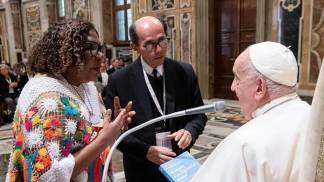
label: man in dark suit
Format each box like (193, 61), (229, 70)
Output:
(104, 16), (207, 182)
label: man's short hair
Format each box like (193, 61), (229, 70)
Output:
(129, 17), (168, 45)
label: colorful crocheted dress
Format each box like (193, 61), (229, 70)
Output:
(6, 75), (112, 182)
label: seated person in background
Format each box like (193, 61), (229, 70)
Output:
(118, 57), (125, 68)
(0, 64), (18, 116)
(95, 62), (109, 94)
(12, 63), (29, 94)
(107, 57), (124, 75)
(124, 57), (133, 67)
(192, 42), (311, 182)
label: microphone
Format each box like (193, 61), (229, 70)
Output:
(185, 101), (225, 115)
(102, 101), (225, 182)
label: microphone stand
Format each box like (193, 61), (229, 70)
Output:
(102, 102), (225, 182)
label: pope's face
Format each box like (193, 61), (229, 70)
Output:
(231, 51), (259, 121)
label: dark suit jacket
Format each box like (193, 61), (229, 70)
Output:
(104, 58), (207, 182)
(0, 73), (18, 99)
(17, 73), (29, 93)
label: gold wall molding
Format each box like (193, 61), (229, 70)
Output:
(280, 0), (301, 12)
(0, 9), (9, 62)
(300, 0), (323, 90)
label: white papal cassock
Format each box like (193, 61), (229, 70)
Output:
(191, 93), (310, 182)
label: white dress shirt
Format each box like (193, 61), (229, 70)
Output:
(141, 56), (164, 77)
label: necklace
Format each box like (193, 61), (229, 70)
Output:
(69, 83), (94, 117)
(54, 73), (95, 118)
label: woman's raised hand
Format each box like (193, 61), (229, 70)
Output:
(99, 104), (135, 143)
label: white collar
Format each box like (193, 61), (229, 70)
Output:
(141, 56), (164, 77)
(251, 93), (299, 118)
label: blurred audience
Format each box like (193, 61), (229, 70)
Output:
(95, 62), (109, 94)
(107, 57), (125, 75)
(0, 63), (30, 126)
(12, 63), (29, 94)
(0, 64), (19, 120)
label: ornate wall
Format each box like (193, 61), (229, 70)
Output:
(65, 0), (104, 42)
(23, 2), (42, 51)
(20, 0), (103, 59)
(0, 8), (9, 63)
(133, 0), (196, 68)
(278, 0), (302, 61)
(46, 0), (57, 26)
(101, 0), (113, 44)
(300, 0), (324, 92)
(65, 0), (92, 20)
(263, 0), (324, 94)
(10, 1), (23, 50)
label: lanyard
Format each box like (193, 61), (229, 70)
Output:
(6, 76), (14, 93)
(143, 69), (166, 122)
(5, 76), (11, 84)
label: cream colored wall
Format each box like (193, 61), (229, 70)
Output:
(195, 0), (214, 98)
(4, 0), (17, 64)
(101, 0), (113, 44)
(299, 0), (324, 92)
(0, 8), (9, 63)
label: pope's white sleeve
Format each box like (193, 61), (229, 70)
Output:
(191, 137), (251, 182)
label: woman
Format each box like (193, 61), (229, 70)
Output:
(6, 19), (135, 181)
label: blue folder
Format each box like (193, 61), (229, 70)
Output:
(159, 151), (201, 182)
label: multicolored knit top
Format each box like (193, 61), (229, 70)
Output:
(6, 75), (112, 182)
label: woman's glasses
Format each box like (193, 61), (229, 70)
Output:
(85, 41), (106, 57)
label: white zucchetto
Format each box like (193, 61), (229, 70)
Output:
(249, 41), (298, 86)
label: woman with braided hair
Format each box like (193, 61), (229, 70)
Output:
(6, 19), (135, 182)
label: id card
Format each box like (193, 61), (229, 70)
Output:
(9, 87), (14, 94)
(155, 131), (172, 149)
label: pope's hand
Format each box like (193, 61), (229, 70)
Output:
(146, 146), (176, 165)
(168, 129), (192, 149)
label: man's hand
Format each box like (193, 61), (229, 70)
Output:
(146, 146), (176, 165)
(168, 129), (192, 149)
(9, 82), (18, 88)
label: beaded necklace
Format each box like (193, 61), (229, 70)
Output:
(69, 83), (94, 117)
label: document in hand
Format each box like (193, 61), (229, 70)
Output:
(159, 151), (201, 182)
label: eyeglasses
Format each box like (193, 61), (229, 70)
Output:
(85, 41), (105, 57)
(142, 37), (168, 51)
